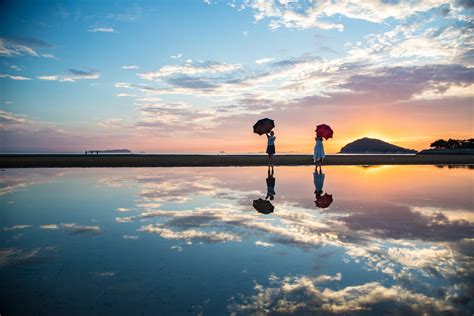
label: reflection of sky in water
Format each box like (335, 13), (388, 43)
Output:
(1, 166), (473, 315)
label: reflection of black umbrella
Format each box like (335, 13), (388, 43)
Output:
(253, 118), (275, 135)
(253, 198), (274, 214)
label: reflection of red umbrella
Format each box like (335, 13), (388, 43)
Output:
(315, 194), (333, 208)
(253, 118), (275, 135)
(315, 124), (333, 140)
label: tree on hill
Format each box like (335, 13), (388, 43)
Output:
(430, 138), (474, 149)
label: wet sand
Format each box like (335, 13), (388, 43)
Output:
(1, 154), (473, 168)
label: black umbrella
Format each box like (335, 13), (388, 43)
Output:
(253, 198), (274, 214)
(253, 118), (275, 135)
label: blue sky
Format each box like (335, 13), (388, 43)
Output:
(1, 0), (473, 153)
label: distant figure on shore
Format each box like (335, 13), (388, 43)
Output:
(85, 151), (87, 155)
(314, 133), (325, 171)
(266, 166), (276, 201)
(266, 131), (276, 165)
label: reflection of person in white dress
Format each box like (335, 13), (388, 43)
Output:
(313, 169), (325, 195)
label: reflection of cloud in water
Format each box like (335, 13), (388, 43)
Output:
(116, 207), (133, 212)
(0, 170), (63, 196)
(62, 223), (101, 235)
(0, 247), (55, 267)
(255, 241), (274, 247)
(2, 225), (32, 231)
(333, 203), (474, 242)
(139, 224), (241, 243)
(37, 223), (101, 235)
(96, 166), (472, 312)
(228, 273), (451, 315)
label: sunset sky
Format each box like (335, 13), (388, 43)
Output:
(1, 0), (473, 153)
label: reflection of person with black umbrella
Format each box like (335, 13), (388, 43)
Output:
(314, 168), (333, 209)
(253, 166), (276, 215)
(266, 165), (275, 201)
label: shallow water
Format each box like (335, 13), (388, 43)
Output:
(1, 166), (473, 315)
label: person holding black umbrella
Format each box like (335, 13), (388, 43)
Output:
(253, 118), (276, 166)
(266, 131), (276, 165)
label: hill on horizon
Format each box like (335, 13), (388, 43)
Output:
(340, 137), (417, 154)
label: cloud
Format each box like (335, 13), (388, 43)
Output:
(238, 1), (457, 31)
(255, 240), (274, 247)
(88, 27), (116, 33)
(0, 110), (30, 129)
(340, 64), (474, 101)
(0, 73), (32, 80)
(255, 57), (275, 64)
(122, 65), (140, 70)
(170, 53), (182, 59)
(137, 61), (242, 80)
(37, 68), (100, 82)
(0, 36), (55, 58)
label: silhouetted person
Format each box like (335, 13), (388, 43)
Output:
(85, 150), (87, 155)
(266, 131), (276, 166)
(266, 166), (276, 201)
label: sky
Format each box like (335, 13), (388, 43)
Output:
(0, 0), (473, 153)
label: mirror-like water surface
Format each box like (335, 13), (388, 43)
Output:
(1, 166), (473, 315)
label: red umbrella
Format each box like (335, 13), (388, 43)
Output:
(315, 193), (333, 208)
(315, 124), (333, 140)
(253, 118), (275, 136)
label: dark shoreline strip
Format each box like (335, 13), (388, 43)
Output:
(0, 154), (473, 168)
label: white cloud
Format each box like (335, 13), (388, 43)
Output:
(240, 1), (451, 31)
(137, 61), (242, 80)
(255, 240), (274, 247)
(170, 53), (182, 59)
(37, 69), (100, 82)
(255, 57), (275, 64)
(0, 73), (32, 80)
(0, 37), (55, 58)
(122, 65), (140, 70)
(88, 27), (116, 33)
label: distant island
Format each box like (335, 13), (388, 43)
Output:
(340, 137), (417, 154)
(99, 149), (132, 153)
(418, 138), (474, 155)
